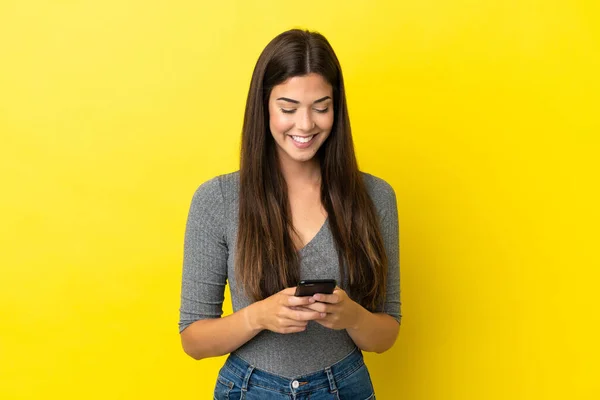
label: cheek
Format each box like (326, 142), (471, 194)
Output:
(317, 113), (334, 132)
(321, 113), (333, 130)
(269, 112), (294, 134)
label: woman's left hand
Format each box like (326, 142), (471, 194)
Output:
(295, 287), (363, 330)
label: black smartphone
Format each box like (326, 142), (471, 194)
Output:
(294, 279), (337, 297)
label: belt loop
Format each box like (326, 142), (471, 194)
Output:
(241, 365), (255, 393)
(325, 366), (338, 393)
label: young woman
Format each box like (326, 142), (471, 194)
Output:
(179, 29), (401, 400)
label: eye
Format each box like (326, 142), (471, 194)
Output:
(280, 107), (329, 114)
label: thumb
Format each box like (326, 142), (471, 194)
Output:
(281, 287), (297, 295)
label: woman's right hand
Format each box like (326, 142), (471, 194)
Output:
(250, 287), (325, 334)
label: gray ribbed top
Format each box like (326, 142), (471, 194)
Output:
(178, 171), (401, 378)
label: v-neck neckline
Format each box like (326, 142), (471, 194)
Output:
(297, 216), (329, 254)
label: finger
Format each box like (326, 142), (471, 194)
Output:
(288, 295), (316, 306)
(313, 317), (333, 329)
(289, 306), (315, 312)
(282, 319), (308, 328)
(280, 325), (306, 334)
(300, 303), (329, 313)
(280, 287), (297, 295)
(291, 305), (319, 312)
(312, 292), (340, 304)
(286, 308), (326, 321)
(290, 305), (324, 312)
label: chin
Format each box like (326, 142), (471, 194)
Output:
(288, 152), (316, 163)
(279, 149), (318, 164)
(295, 155), (317, 163)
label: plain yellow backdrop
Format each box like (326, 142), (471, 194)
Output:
(1, 1), (598, 399)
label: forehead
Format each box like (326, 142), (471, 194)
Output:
(270, 73), (333, 101)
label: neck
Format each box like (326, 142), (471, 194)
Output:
(278, 156), (322, 188)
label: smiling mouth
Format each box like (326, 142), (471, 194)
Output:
(290, 134), (317, 143)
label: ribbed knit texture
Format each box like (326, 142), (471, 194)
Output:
(179, 171), (401, 377)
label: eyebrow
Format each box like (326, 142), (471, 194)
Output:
(276, 96), (332, 104)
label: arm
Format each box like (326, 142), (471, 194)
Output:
(178, 178), (324, 360)
(353, 178), (402, 353)
(182, 289), (323, 360)
(181, 302), (261, 360)
(306, 178), (402, 353)
(310, 290), (400, 353)
(346, 307), (399, 353)
(178, 177), (235, 358)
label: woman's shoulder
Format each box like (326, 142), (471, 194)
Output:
(360, 171), (396, 199)
(360, 171), (398, 219)
(191, 170), (240, 205)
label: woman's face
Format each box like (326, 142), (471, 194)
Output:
(268, 73), (334, 166)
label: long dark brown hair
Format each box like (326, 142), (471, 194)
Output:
(236, 29), (387, 311)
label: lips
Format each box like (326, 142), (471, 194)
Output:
(288, 133), (318, 149)
(291, 135), (315, 143)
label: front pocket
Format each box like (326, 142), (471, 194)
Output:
(213, 375), (234, 400)
(336, 363), (375, 400)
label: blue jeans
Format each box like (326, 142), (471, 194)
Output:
(213, 347), (375, 400)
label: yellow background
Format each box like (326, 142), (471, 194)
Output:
(1, 1), (598, 399)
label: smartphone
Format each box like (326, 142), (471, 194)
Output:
(294, 279), (337, 297)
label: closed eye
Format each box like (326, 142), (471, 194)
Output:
(280, 107), (329, 114)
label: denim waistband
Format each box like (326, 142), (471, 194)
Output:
(223, 346), (365, 395)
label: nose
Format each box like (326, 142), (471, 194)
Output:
(296, 109), (314, 132)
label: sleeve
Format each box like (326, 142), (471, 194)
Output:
(375, 180), (402, 324)
(178, 176), (228, 333)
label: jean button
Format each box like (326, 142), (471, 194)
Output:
(292, 380), (299, 389)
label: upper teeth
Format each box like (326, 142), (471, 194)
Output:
(292, 135), (314, 143)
